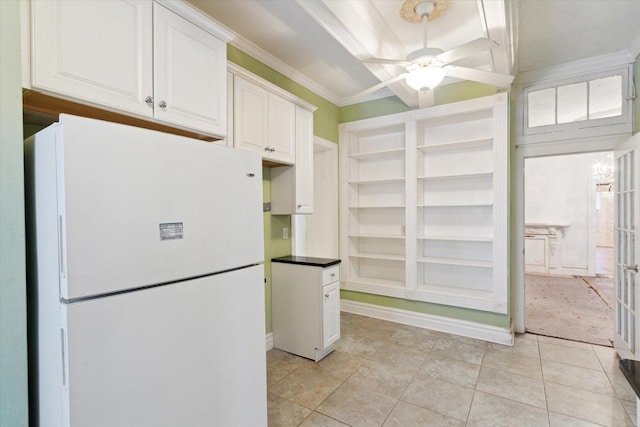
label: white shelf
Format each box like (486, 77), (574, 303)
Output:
(418, 257), (492, 268)
(346, 277), (405, 289)
(340, 93), (508, 315)
(417, 138), (492, 153)
(349, 233), (405, 239)
(349, 148), (405, 160)
(419, 202), (493, 208)
(419, 172), (493, 181)
(349, 252), (405, 261)
(349, 205), (405, 209)
(349, 178), (405, 185)
(418, 235), (494, 242)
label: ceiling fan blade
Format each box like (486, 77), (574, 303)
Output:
(361, 58), (412, 66)
(349, 73), (408, 99)
(445, 65), (514, 87)
(436, 38), (498, 64)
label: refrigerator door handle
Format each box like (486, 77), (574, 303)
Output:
(58, 215), (66, 278)
(61, 328), (67, 387)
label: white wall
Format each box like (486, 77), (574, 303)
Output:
(525, 152), (611, 276)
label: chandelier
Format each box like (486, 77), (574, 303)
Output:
(592, 153), (614, 184)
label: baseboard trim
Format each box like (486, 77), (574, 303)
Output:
(341, 300), (514, 346)
(265, 332), (274, 351)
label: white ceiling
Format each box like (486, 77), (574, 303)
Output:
(517, 0), (640, 72)
(186, 0), (640, 107)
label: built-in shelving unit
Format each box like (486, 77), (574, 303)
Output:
(340, 94), (508, 314)
(342, 121), (407, 289)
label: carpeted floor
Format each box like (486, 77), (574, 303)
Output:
(525, 274), (614, 346)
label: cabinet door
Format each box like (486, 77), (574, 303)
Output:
(153, 4), (227, 137)
(267, 95), (296, 164)
(322, 281), (340, 348)
(31, 0), (153, 117)
(234, 76), (269, 155)
(294, 107), (314, 213)
(270, 107), (314, 214)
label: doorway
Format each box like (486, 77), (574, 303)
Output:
(524, 151), (614, 346)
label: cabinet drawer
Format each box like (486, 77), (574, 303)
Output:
(322, 266), (339, 285)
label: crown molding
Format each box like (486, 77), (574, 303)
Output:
(156, 0), (235, 42)
(516, 51), (636, 86)
(228, 62), (317, 112)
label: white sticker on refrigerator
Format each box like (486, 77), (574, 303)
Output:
(159, 222), (183, 240)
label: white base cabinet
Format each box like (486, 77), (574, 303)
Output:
(272, 257), (341, 362)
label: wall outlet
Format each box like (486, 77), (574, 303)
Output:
(282, 227), (289, 239)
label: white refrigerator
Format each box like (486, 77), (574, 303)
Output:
(25, 114), (267, 426)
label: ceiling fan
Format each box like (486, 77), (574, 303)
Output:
(353, 0), (514, 99)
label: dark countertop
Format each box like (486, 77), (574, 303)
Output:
(271, 256), (341, 267)
(619, 359), (640, 398)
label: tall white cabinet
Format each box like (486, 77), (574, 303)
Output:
(228, 64), (317, 214)
(340, 94), (509, 314)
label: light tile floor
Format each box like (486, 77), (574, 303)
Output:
(267, 312), (637, 427)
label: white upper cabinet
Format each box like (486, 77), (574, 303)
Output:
(30, 0), (154, 118)
(267, 95), (296, 164)
(233, 75), (295, 164)
(27, 0), (231, 138)
(153, 3), (227, 136)
(271, 106), (314, 214)
(233, 77), (271, 155)
(229, 66), (317, 211)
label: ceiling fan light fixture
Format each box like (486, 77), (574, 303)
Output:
(405, 66), (445, 91)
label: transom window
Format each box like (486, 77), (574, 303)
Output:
(527, 75), (623, 128)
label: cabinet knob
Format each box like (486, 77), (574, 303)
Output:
(331, 273), (335, 278)
(159, 101), (167, 108)
(145, 96), (153, 104)
(270, 147), (276, 152)
(264, 147), (270, 152)
(325, 294), (330, 298)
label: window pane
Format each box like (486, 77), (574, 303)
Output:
(528, 88), (556, 127)
(557, 82), (587, 123)
(589, 75), (622, 119)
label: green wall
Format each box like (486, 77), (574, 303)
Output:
(0, 0), (28, 425)
(339, 96), (411, 123)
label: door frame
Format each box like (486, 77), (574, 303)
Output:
(512, 134), (631, 333)
(613, 133), (640, 359)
